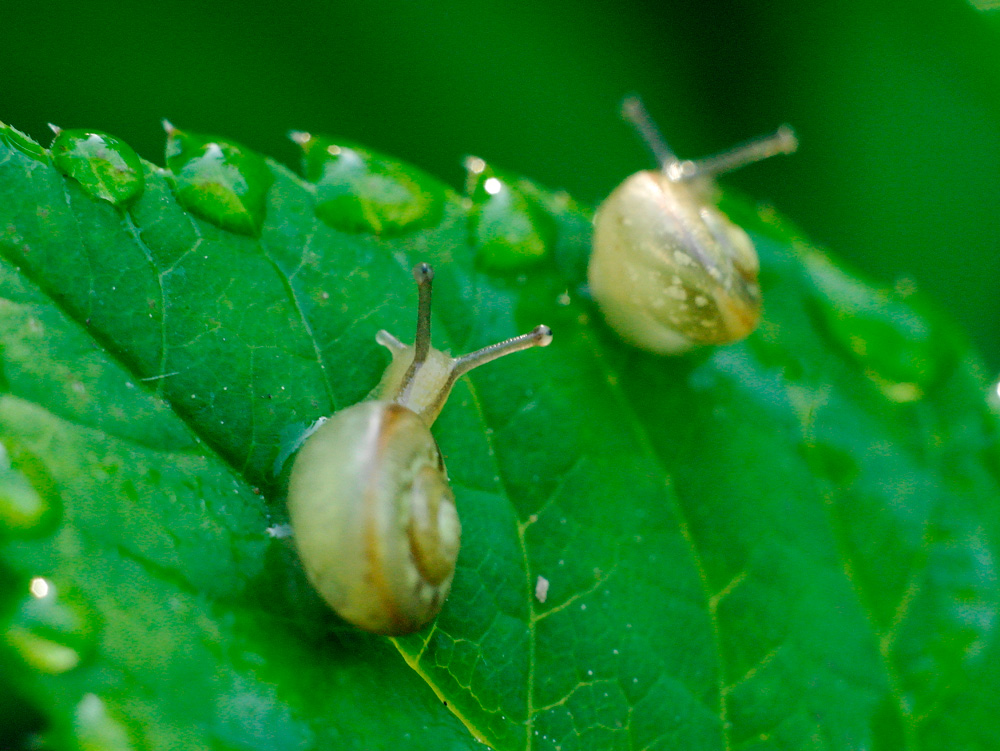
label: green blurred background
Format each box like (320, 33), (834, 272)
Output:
(3, 0), (999, 371)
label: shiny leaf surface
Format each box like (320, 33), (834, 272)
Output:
(0, 122), (998, 751)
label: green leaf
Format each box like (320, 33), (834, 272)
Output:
(49, 128), (145, 207)
(292, 132), (445, 237)
(463, 156), (556, 272)
(0, 119), (998, 750)
(163, 124), (274, 237)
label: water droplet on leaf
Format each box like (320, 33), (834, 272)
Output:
(272, 417), (327, 480)
(0, 464), (48, 535)
(4, 577), (95, 675)
(5, 627), (80, 674)
(0, 442), (56, 536)
(0, 120), (48, 162)
(291, 132), (443, 235)
(74, 694), (136, 751)
(803, 252), (939, 400)
(987, 376), (1000, 417)
(164, 122), (273, 236)
(464, 156), (555, 272)
(49, 127), (144, 206)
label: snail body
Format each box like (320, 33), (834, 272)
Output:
(287, 264), (551, 635)
(589, 97), (797, 354)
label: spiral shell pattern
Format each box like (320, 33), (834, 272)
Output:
(288, 400), (459, 635)
(589, 170), (761, 354)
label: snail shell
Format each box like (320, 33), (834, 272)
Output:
(288, 401), (458, 635)
(589, 96), (796, 354)
(287, 263), (552, 635)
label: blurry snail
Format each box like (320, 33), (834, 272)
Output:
(589, 96), (797, 354)
(287, 263), (552, 635)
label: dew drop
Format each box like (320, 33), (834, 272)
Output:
(987, 376), (1000, 417)
(164, 121), (273, 236)
(0, 121), (48, 162)
(4, 626), (79, 674)
(4, 577), (94, 675)
(291, 131), (443, 235)
(464, 156), (555, 272)
(74, 694), (136, 751)
(266, 523), (293, 539)
(29, 577), (49, 598)
(0, 443), (60, 534)
(0, 446), (49, 534)
(49, 127), (144, 206)
(803, 252), (941, 400)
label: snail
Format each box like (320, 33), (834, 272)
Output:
(287, 263), (552, 635)
(589, 96), (797, 354)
